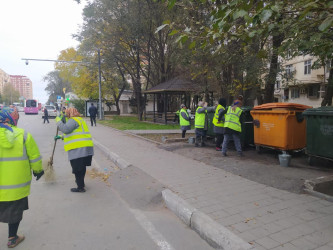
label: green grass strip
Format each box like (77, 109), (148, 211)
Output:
(98, 115), (179, 130)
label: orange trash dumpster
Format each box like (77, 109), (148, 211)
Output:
(250, 103), (312, 151)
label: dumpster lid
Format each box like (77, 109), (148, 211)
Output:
(253, 102), (312, 110)
(303, 106), (333, 116)
(241, 106), (253, 111)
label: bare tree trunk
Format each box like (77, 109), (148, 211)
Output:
(321, 59), (333, 106)
(264, 33), (283, 103)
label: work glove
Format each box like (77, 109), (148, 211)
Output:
(33, 170), (44, 181)
(54, 135), (63, 141)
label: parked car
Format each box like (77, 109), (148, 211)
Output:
(42, 105), (57, 118)
(17, 106), (24, 112)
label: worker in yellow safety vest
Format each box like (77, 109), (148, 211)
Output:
(194, 101), (215, 147)
(55, 107), (94, 193)
(61, 106), (67, 123)
(221, 99), (243, 157)
(179, 104), (191, 138)
(212, 98), (227, 151)
(0, 107), (44, 248)
(173, 109), (180, 123)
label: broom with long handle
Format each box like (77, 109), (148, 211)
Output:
(48, 127), (59, 168)
(44, 127), (58, 181)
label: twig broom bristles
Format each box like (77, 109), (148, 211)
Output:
(44, 127), (58, 181)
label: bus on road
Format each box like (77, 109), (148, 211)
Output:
(24, 99), (39, 115)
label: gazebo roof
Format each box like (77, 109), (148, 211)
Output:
(143, 77), (201, 94)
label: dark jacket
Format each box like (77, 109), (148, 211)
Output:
(88, 106), (98, 117)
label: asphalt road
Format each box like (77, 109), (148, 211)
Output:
(0, 113), (213, 250)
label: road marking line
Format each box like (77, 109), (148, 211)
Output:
(130, 208), (175, 250)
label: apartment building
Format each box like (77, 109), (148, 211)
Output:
(0, 68), (11, 94)
(274, 55), (330, 107)
(9, 75), (33, 100)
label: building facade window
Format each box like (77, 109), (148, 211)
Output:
(286, 64), (293, 75)
(285, 64), (294, 81)
(308, 84), (319, 98)
(304, 60), (311, 75)
(291, 88), (300, 98)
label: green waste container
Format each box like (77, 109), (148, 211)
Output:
(206, 106), (254, 148)
(240, 106), (254, 148)
(207, 110), (215, 137)
(303, 106), (333, 161)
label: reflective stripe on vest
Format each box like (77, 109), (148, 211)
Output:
(179, 109), (190, 127)
(212, 105), (225, 127)
(0, 149), (28, 161)
(195, 107), (207, 129)
(63, 117), (93, 151)
(224, 106), (242, 132)
(0, 181), (31, 189)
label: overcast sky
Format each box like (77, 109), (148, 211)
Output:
(0, 0), (86, 104)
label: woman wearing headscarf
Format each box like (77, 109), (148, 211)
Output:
(179, 104), (191, 138)
(221, 98), (243, 157)
(194, 101), (215, 147)
(212, 98), (227, 151)
(55, 107), (94, 193)
(0, 107), (43, 248)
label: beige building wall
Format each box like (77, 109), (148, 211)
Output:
(9, 75), (33, 100)
(0, 68), (11, 95)
(275, 55), (330, 108)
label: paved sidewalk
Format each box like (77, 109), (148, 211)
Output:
(125, 129), (195, 134)
(90, 124), (333, 250)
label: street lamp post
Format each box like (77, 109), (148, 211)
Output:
(97, 49), (102, 120)
(22, 54), (103, 120)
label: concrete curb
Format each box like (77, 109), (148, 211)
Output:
(162, 189), (197, 226)
(94, 138), (254, 250)
(162, 189), (254, 250)
(94, 139), (132, 169)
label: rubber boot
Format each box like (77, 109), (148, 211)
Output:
(195, 135), (201, 147)
(200, 136), (206, 147)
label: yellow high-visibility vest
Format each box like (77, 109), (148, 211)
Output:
(195, 107), (207, 129)
(0, 127), (43, 201)
(212, 104), (225, 127)
(63, 117), (93, 151)
(224, 106), (242, 132)
(179, 109), (190, 127)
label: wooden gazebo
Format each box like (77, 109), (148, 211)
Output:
(143, 77), (201, 124)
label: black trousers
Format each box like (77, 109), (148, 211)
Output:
(74, 167), (86, 189)
(215, 134), (224, 148)
(182, 130), (186, 138)
(43, 116), (49, 123)
(8, 222), (20, 238)
(90, 116), (96, 126)
(70, 156), (92, 189)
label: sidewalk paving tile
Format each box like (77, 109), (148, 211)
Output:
(255, 236), (281, 249)
(90, 125), (333, 250)
(290, 237), (319, 250)
(271, 243), (300, 250)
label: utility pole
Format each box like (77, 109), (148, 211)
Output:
(22, 53), (104, 120)
(98, 49), (102, 120)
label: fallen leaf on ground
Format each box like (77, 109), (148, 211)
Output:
(244, 218), (255, 223)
